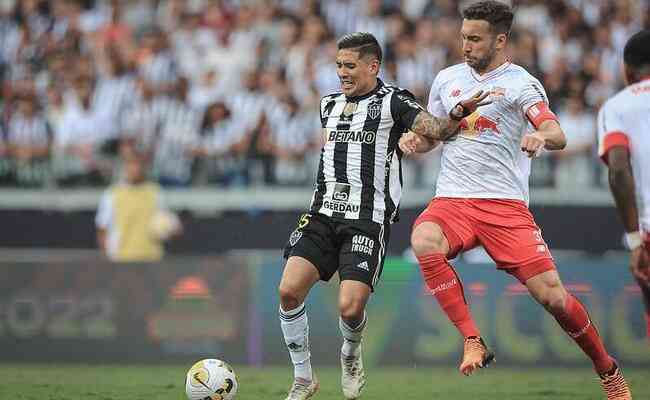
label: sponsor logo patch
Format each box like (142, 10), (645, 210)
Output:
(351, 234), (374, 256)
(289, 230), (302, 246)
(327, 130), (376, 144)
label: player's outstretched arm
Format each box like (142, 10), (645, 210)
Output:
(408, 91), (491, 144)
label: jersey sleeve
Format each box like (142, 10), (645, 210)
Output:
(597, 102), (630, 165)
(320, 96), (337, 128)
(517, 78), (558, 128)
(391, 89), (426, 132)
(427, 74), (446, 118)
(95, 189), (113, 229)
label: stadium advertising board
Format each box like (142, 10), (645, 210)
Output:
(0, 252), (647, 367)
(0, 255), (250, 362)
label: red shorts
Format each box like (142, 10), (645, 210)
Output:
(413, 197), (556, 284)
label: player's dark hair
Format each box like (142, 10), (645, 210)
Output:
(462, 1), (514, 36)
(337, 32), (382, 64)
(623, 29), (650, 69)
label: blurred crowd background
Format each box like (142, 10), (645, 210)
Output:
(0, 0), (648, 190)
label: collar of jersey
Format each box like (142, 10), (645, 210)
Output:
(469, 61), (511, 82)
(345, 78), (384, 102)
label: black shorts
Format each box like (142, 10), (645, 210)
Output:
(283, 213), (390, 290)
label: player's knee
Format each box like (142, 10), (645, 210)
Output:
(411, 223), (449, 256)
(537, 285), (567, 314)
(278, 283), (302, 311)
(339, 295), (365, 321)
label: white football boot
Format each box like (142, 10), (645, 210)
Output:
(341, 346), (366, 399)
(285, 374), (319, 400)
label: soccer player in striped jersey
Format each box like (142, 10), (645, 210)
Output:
(278, 32), (490, 400)
(399, 2), (631, 399)
(598, 30), (650, 347)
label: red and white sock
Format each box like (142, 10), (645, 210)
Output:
(553, 294), (612, 374)
(417, 253), (480, 338)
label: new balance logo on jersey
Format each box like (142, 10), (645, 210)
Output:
(327, 130), (376, 144)
(356, 261), (370, 271)
(351, 235), (374, 256)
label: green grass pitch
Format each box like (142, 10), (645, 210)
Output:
(0, 364), (647, 399)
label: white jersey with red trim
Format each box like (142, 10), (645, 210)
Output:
(598, 78), (650, 232)
(427, 62), (554, 204)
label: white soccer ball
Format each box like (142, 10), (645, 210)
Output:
(186, 359), (238, 400)
(150, 209), (181, 240)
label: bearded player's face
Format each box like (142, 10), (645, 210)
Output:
(336, 49), (379, 97)
(461, 19), (502, 73)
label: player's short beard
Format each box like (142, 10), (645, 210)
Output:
(471, 40), (497, 73)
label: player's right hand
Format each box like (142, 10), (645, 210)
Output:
(630, 245), (650, 282)
(399, 131), (422, 155)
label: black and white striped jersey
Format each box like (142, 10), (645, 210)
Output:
(309, 79), (424, 225)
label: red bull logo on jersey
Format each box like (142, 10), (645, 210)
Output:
(459, 111), (500, 138)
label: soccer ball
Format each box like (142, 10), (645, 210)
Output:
(150, 209), (181, 240)
(185, 359), (238, 400)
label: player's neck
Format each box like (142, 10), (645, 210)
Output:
(474, 55), (508, 76)
(347, 78), (381, 101)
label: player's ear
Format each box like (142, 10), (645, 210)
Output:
(495, 32), (508, 50)
(368, 59), (380, 75)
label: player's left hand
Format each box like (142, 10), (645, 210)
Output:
(630, 245), (650, 283)
(520, 132), (546, 158)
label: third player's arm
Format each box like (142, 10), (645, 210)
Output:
(607, 146), (639, 234)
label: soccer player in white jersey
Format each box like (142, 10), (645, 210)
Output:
(278, 32), (489, 400)
(400, 2), (631, 398)
(598, 29), (650, 347)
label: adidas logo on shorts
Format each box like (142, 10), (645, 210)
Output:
(356, 261), (370, 271)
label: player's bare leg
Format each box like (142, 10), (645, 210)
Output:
(526, 269), (631, 399)
(412, 221), (494, 376)
(278, 256), (321, 400)
(338, 280), (370, 399)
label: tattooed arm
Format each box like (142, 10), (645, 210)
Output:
(410, 110), (461, 142)
(399, 91), (491, 155)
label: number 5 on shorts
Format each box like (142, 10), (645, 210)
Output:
(298, 214), (311, 229)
